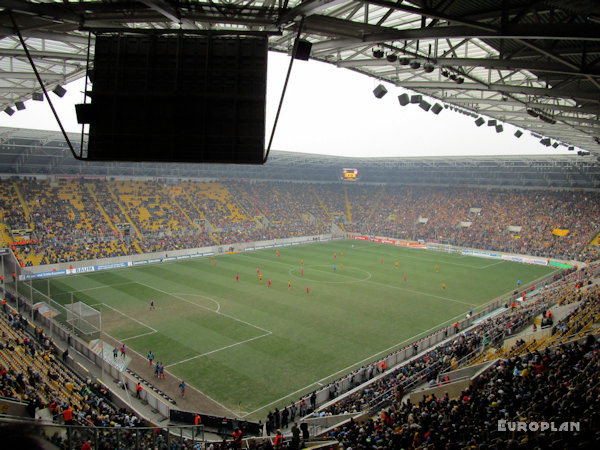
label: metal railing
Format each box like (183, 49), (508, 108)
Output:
(0, 417), (204, 450)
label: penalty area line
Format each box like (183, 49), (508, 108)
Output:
(166, 331), (272, 368)
(92, 302), (158, 334)
(136, 281), (272, 335)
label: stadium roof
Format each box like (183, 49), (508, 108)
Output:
(1, 126), (599, 188)
(0, 1), (599, 157)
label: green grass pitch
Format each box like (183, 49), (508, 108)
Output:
(26, 240), (558, 419)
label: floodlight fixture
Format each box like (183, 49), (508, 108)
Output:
(373, 84), (388, 99)
(399, 57), (410, 65)
(4, 107), (14, 116)
(410, 94), (422, 104)
(423, 63), (435, 73)
(372, 48), (384, 58)
(495, 124), (503, 133)
(419, 99), (431, 112)
(526, 108), (538, 117)
(32, 92), (43, 101)
(386, 53), (397, 62)
(398, 93), (410, 106)
(487, 119), (496, 126)
(514, 130), (523, 138)
(431, 103), (443, 115)
(456, 77), (464, 84)
(540, 138), (551, 146)
(474, 117), (485, 127)
(568, 146), (575, 151)
(409, 61), (421, 70)
(15, 101), (25, 111)
(552, 142), (559, 148)
(53, 85), (67, 97)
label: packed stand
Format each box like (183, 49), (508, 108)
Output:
(329, 337), (598, 449)
(2, 178), (599, 266)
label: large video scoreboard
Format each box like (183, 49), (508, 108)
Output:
(341, 168), (359, 182)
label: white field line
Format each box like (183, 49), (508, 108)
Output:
(136, 281), (272, 335)
(241, 253), (476, 307)
(120, 330), (157, 342)
(90, 302), (157, 342)
(55, 281), (136, 294)
(92, 302), (158, 334)
(354, 243), (506, 269)
(136, 281), (273, 366)
(92, 306), (238, 418)
(166, 332), (271, 368)
(171, 292), (221, 313)
(364, 279), (477, 307)
(241, 309), (470, 418)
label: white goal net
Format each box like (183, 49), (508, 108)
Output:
(65, 301), (101, 336)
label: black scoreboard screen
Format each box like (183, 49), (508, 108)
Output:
(341, 168), (359, 181)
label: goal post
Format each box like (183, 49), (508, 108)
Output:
(65, 301), (101, 337)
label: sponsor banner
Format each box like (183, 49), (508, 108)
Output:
(502, 255), (524, 262)
(471, 250), (497, 259)
(97, 262), (130, 270)
(264, 245), (273, 248)
(163, 257), (177, 262)
(255, 246), (264, 250)
(22, 270), (68, 280)
(353, 235), (368, 241)
(245, 247), (255, 251)
(407, 242), (426, 248)
(189, 254), (203, 259)
(291, 242), (300, 245)
(148, 258), (161, 263)
(67, 266), (96, 274)
(177, 254), (190, 259)
(522, 258), (548, 266)
(133, 260), (148, 266)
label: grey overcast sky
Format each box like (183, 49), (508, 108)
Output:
(0, 51), (571, 158)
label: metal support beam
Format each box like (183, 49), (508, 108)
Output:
(395, 81), (600, 102)
(0, 71), (64, 80)
(280, 0), (348, 24)
(0, 48), (88, 61)
(139, 0), (198, 29)
(335, 57), (600, 77)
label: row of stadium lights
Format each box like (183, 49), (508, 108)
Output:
(370, 46), (595, 155)
(372, 47), (466, 84)
(3, 85), (67, 116)
(372, 84), (444, 115)
(372, 83), (589, 155)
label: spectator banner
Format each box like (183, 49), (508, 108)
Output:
(552, 228), (570, 236)
(351, 235), (426, 248)
(21, 269), (67, 280)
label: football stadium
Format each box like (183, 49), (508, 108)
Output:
(1, 1), (600, 450)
